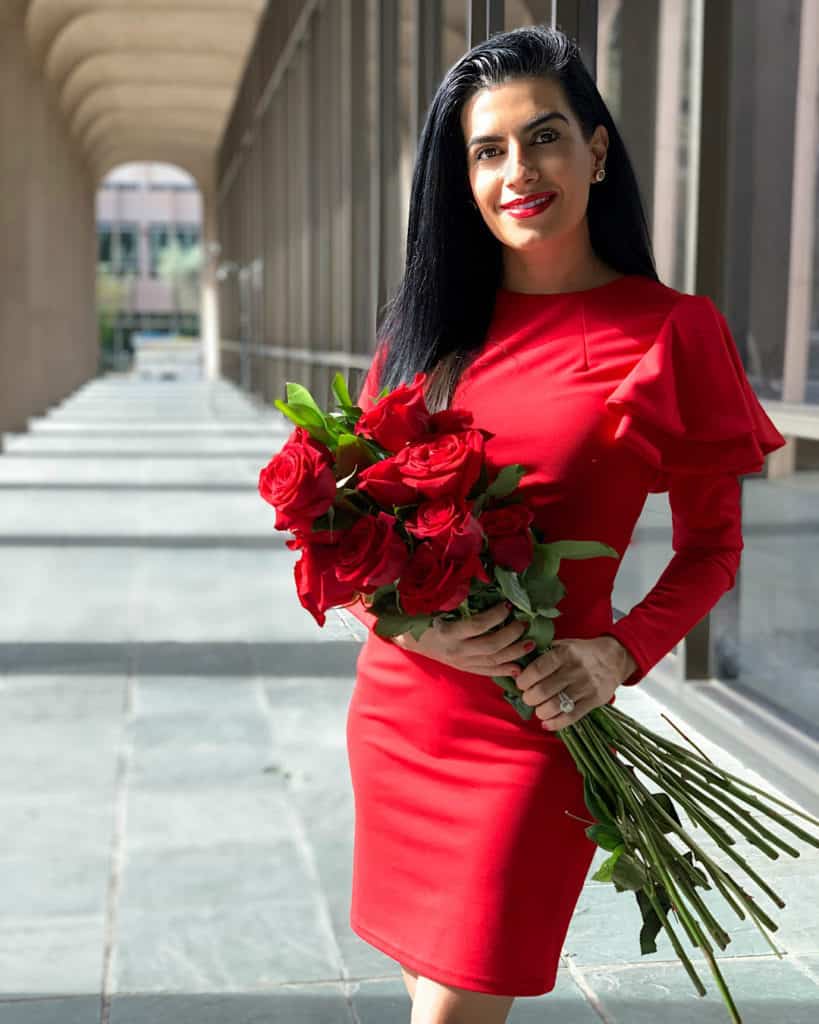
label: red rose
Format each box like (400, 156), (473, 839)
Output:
(258, 428), (336, 532)
(428, 408), (474, 434)
(354, 372), (431, 452)
(392, 429), (485, 502)
(335, 511), (409, 590)
(356, 456), (418, 507)
(398, 541), (489, 615)
(405, 498), (483, 561)
(287, 530), (357, 627)
(479, 504), (535, 572)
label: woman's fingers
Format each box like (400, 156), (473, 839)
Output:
(466, 617), (531, 659)
(458, 658), (522, 679)
(446, 600), (510, 640)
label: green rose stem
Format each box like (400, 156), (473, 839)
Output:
(596, 719), (794, 863)
(563, 720), (717, 1000)
(610, 722), (753, 857)
(578, 720), (733, 944)
(577, 722), (745, 1018)
(574, 715), (787, 933)
(606, 705), (819, 839)
(611, 730), (799, 860)
(552, 709), (819, 1024)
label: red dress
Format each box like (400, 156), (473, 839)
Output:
(344, 274), (787, 996)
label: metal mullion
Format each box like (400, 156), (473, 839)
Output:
(298, 42), (312, 391)
(376, 0), (402, 319)
(467, 0), (503, 48)
(411, 0), (442, 144)
(309, 9), (332, 393)
(333, 0), (355, 376)
(552, 0), (597, 77)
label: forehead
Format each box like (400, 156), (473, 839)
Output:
(460, 76), (570, 136)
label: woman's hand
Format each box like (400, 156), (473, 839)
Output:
(515, 636), (638, 731)
(391, 600), (534, 678)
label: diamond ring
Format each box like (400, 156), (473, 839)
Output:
(557, 690), (575, 714)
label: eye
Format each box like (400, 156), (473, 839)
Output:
(474, 128), (559, 162)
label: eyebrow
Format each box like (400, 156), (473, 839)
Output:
(466, 110), (570, 150)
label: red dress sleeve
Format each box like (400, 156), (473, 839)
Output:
(340, 346), (388, 634)
(601, 294), (788, 685)
(604, 293), (786, 493)
(602, 472), (744, 685)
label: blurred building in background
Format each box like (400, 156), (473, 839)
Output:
(95, 162), (203, 367)
(0, 0), (817, 801)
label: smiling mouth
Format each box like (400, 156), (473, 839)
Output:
(502, 194), (557, 216)
(502, 192), (556, 210)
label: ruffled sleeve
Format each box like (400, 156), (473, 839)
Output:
(605, 293), (787, 491)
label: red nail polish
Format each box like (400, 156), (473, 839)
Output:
(524, 640), (535, 652)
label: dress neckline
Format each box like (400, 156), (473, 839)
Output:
(496, 273), (637, 299)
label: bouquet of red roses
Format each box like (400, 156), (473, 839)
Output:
(258, 371), (819, 1024)
(257, 370), (618, 719)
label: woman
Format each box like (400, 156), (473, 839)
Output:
(344, 25), (786, 1024)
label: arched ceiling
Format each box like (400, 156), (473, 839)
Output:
(23, 0), (265, 190)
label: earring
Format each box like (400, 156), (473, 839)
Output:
(594, 167), (606, 182)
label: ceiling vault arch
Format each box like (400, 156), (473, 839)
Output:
(22, 0), (265, 190)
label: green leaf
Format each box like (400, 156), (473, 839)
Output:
(542, 539), (620, 562)
(643, 791), (682, 835)
(373, 613), (413, 638)
(493, 566), (532, 614)
(368, 586), (399, 615)
(611, 853), (649, 891)
(583, 776), (617, 828)
(334, 433), (374, 479)
(526, 575), (565, 611)
(374, 612), (431, 639)
(527, 543), (560, 577)
(273, 400), (331, 443)
(407, 615), (434, 641)
(285, 382), (325, 418)
(591, 844), (626, 882)
(524, 615), (554, 649)
(522, 544), (565, 609)
(312, 505), (357, 532)
(470, 464), (491, 507)
(636, 885), (672, 954)
(585, 823), (625, 851)
(331, 372), (353, 409)
(485, 464), (526, 499)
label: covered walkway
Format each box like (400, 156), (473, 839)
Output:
(1, 366), (818, 1021)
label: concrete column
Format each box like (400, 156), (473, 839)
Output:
(201, 191), (221, 380)
(652, 0), (686, 286)
(0, 1), (96, 434)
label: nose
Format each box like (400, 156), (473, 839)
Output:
(503, 143), (538, 188)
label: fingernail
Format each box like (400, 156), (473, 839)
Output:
(524, 640), (535, 652)
(504, 600), (513, 610)
(509, 667), (520, 677)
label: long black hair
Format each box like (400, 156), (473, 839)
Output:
(375, 23), (659, 410)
